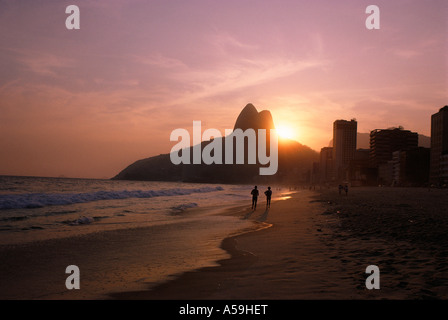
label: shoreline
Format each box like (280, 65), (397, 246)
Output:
(109, 187), (448, 300)
(108, 199), (279, 299)
(0, 200), (258, 300)
(108, 230), (262, 300)
(109, 190), (359, 300)
(3, 187), (447, 300)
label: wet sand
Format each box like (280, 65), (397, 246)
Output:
(111, 187), (448, 300)
(111, 189), (363, 300)
(0, 212), (254, 300)
(3, 187), (448, 300)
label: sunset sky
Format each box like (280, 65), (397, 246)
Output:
(0, 0), (446, 178)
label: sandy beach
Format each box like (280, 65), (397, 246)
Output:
(0, 208), (255, 300)
(313, 186), (448, 299)
(2, 187), (448, 300)
(109, 190), (355, 300)
(111, 187), (448, 300)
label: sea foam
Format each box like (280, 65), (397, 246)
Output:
(0, 186), (223, 210)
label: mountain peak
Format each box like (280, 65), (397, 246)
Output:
(258, 110), (275, 130)
(243, 103), (257, 112)
(113, 102), (319, 183)
(233, 103), (275, 131)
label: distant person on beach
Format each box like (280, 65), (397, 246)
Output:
(338, 185), (343, 195)
(251, 186), (259, 210)
(344, 185), (348, 196)
(264, 186), (272, 208)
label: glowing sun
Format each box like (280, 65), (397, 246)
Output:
(275, 126), (295, 140)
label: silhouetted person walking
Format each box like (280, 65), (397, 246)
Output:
(251, 186), (259, 210)
(344, 185), (348, 196)
(264, 186), (272, 208)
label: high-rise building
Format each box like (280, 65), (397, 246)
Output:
(392, 147), (430, 186)
(319, 147), (334, 183)
(369, 127), (418, 168)
(440, 154), (448, 184)
(333, 119), (357, 181)
(347, 148), (377, 186)
(430, 106), (448, 185)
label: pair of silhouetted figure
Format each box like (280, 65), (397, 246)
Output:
(251, 186), (272, 210)
(338, 184), (348, 196)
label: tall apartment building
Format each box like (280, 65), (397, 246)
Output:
(333, 119), (357, 181)
(369, 127), (418, 168)
(319, 147), (334, 183)
(430, 106), (448, 185)
(392, 147), (430, 186)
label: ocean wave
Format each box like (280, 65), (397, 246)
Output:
(0, 186), (224, 210)
(171, 203), (198, 212)
(65, 216), (95, 226)
(0, 215), (29, 222)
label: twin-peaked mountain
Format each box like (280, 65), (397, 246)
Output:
(233, 103), (275, 132)
(113, 104), (318, 184)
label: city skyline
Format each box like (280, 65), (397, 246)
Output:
(0, 0), (446, 179)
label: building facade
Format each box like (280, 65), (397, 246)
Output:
(440, 154), (448, 185)
(347, 148), (377, 186)
(430, 106), (448, 185)
(333, 119), (357, 181)
(392, 147), (430, 186)
(319, 147), (334, 183)
(370, 127), (418, 168)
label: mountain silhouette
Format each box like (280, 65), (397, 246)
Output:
(113, 104), (318, 184)
(233, 103), (275, 131)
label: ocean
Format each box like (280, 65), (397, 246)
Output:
(0, 175), (285, 298)
(0, 175), (266, 245)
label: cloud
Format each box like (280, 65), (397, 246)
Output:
(208, 31), (259, 54)
(166, 57), (330, 106)
(131, 54), (188, 69)
(8, 48), (75, 77)
(392, 49), (422, 59)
